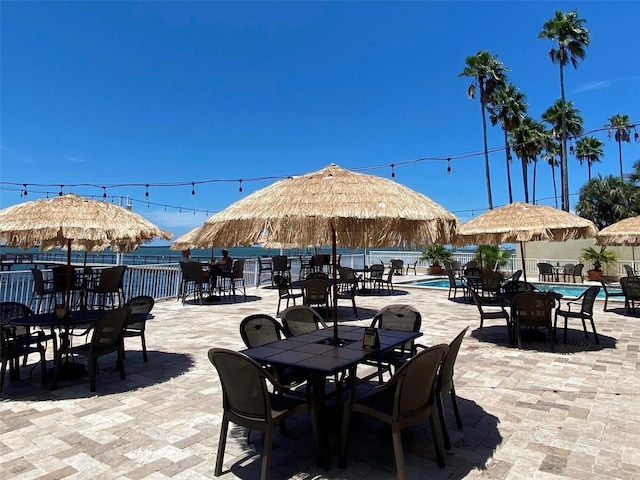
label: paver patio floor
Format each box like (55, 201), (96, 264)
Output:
(1, 281), (639, 479)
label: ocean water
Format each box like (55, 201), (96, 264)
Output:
(0, 244), (391, 267)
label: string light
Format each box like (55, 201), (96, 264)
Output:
(23, 184), (28, 196)
(102, 187), (107, 198)
(390, 164), (395, 178)
(59, 185), (64, 196)
(446, 158), (451, 174)
(238, 180), (243, 193)
(191, 182), (196, 196)
(145, 184), (149, 197)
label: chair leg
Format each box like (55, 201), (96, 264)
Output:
(261, 428), (274, 480)
(390, 424), (406, 480)
(141, 333), (148, 362)
(450, 386), (463, 429)
(215, 418), (229, 476)
(590, 317), (600, 344)
(39, 346), (48, 388)
(338, 401), (352, 468)
(0, 360), (7, 395)
(436, 393), (451, 450)
(430, 412), (446, 468)
(89, 358), (97, 392)
(118, 346), (126, 380)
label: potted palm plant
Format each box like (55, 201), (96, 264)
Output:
(473, 245), (512, 272)
(420, 244), (453, 275)
(581, 246), (618, 281)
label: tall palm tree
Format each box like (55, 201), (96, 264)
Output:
(539, 9), (590, 211)
(488, 82), (528, 203)
(459, 50), (508, 210)
(509, 116), (547, 203)
(542, 140), (561, 207)
(605, 114), (633, 180)
(575, 136), (604, 180)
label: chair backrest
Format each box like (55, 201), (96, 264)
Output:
(579, 286), (600, 315)
(303, 279), (330, 305)
(124, 295), (154, 327)
(511, 292), (555, 326)
(537, 262), (554, 275)
(562, 263), (575, 274)
(97, 266), (127, 293)
(52, 265), (80, 291)
(239, 314), (283, 348)
(257, 257), (272, 272)
(390, 259), (404, 273)
(31, 268), (48, 295)
(230, 258), (245, 279)
(392, 344), (448, 419)
(90, 308), (130, 354)
(338, 267), (357, 284)
(0, 301), (33, 323)
(280, 305), (327, 336)
(621, 276), (640, 299)
(623, 264), (636, 277)
(271, 255), (289, 272)
(368, 264), (384, 280)
(180, 261), (204, 282)
(465, 261), (478, 269)
(571, 263), (584, 276)
(445, 266), (460, 287)
(272, 274), (291, 297)
(208, 348), (273, 425)
(437, 327), (468, 393)
(481, 271), (503, 293)
(371, 304), (421, 332)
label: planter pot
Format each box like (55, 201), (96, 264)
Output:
(428, 265), (442, 275)
(586, 270), (603, 281)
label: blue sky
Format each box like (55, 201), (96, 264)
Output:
(1, 1), (639, 243)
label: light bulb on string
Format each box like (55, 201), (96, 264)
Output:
(390, 164), (395, 178)
(145, 184), (149, 197)
(23, 184), (28, 196)
(102, 187), (107, 198)
(239, 180), (243, 192)
(191, 182), (196, 196)
(446, 158), (451, 174)
(59, 185), (64, 196)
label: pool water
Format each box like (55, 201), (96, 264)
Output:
(404, 278), (614, 300)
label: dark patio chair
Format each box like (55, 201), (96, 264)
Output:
(434, 326), (468, 450)
(599, 280), (625, 311)
(390, 259), (404, 275)
(405, 260), (418, 275)
(536, 262), (555, 282)
(365, 304), (422, 382)
(561, 263), (575, 282)
(302, 278), (331, 320)
(444, 266), (465, 300)
(273, 274), (302, 315)
(86, 266), (127, 309)
(470, 288), (511, 342)
(0, 301), (52, 369)
(221, 258), (246, 302)
(336, 267), (358, 316)
(178, 261), (208, 305)
(554, 286), (600, 344)
(367, 264), (385, 292)
(52, 308), (129, 391)
(567, 263), (584, 283)
(208, 348), (308, 480)
(621, 276), (640, 314)
(29, 268), (57, 313)
(339, 344), (449, 477)
(271, 255), (291, 283)
(480, 271), (504, 298)
(1, 322), (47, 394)
(623, 264), (637, 277)
(511, 292), (556, 351)
(123, 295), (154, 362)
(305, 271), (330, 281)
(256, 256), (272, 286)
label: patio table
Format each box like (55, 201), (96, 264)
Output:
(242, 324), (422, 470)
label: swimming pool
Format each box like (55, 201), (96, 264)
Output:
(402, 278), (614, 300)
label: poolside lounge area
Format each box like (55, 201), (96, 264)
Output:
(1, 283), (639, 479)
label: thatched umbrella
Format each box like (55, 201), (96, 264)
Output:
(0, 194), (171, 309)
(455, 202), (598, 284)
(596, 215), (640, 270)
(190, 164), (458, 343)
(171, 226), (204, 252)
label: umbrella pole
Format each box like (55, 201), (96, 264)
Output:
(66, 239), (72, 313)
(332, 226), (339, 344)
(520, 241), (527, 285)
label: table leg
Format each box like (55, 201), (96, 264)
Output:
(308, 373), (331, 470)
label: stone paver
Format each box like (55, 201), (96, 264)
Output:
(1, 280), (638, 479)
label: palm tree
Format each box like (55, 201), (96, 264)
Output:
(539, 9), (590, 211)
(509, 116), (547, 203)
(488, 82), (528, 203)
(628, 159), (640, 184)
(459, 50), (508, 210)
(576, 175), (640, 229)
(605, 114), (633, 180)
(575, 136), (604, 180)
(542, 140), (561, 207)
(541, 99), (584, 141)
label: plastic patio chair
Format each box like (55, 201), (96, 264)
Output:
(554, 286), (601, 344)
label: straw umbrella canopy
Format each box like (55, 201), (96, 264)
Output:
(596, 216), (640, 247)
(0, 194), (171, 307)
(171, 226), (204, 252)
(455, 202), (598, 283)
(596, 215), (640, 271)
(190, 164), (458, 343)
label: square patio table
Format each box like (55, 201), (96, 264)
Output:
(242, 324), (422, 470)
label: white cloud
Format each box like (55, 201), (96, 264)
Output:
(572, 76), (640, 94)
